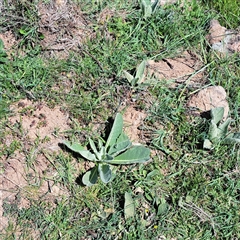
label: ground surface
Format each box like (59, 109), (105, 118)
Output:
(0, 0), (240, 239)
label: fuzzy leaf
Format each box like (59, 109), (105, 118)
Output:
(103, 154), (114, 161)
(157, 197), (168, 216)
(63, 141), (97, 161)
(98, 138), (103, 150)
(89, 138), (101, 160)
(99, 146), (107, 160)
(124, 192), (135, 219)
(141, 0), (152, 18)
(105, 113), (123, 150)
(224, 133), (240, 144)
(111, 145), (150, 164)
(82, 166), (98, 186)
(135, 60), (146, 83)
(210, 107), (224, 125)
(108, 132), (131, 156)
(208, 120), (221, 142)
(123, 70), (134, 83)
(218, 119), (231, 137)
(203, 138), (213, 150)
(98, 164), (112, 183)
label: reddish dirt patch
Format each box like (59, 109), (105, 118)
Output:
(123, 106), (147, 144)
(0, 31), (18, 53)
(9, 99), (70, 150)
(98, 7), (127, 25)
(187, 86), (229, 120)
(206, 19), (240, 54)
(146, 51), (205, 87)
(0, 99), (71, 231)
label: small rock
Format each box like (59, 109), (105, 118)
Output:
(145, 51), (204, 87)
(206, 19), (240, 54)
(187, 86), (229, 120)
(206, 19), (227, 45)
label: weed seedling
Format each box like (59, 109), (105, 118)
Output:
(122, 60), (147, 87)
(203, 107), (240, 149)
(63, 113), (150, 186)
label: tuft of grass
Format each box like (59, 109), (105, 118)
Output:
(0, 53), (57, 102)
(0, 0), (42, 49)
(202, 0), (240, 28)
(207, 54), (240, 123)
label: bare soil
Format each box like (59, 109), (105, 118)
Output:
(0, 99), (71, 231)
(0, 31), (18, 51)
(187, 86), (229, 120)
(123, 105), (147, 143)
(206, 19), (240, 54)
(38, 1), (93, 59)
(146, 51), (206, 87)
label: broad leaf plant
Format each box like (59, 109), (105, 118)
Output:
(203, 107), (240, 149)
(63, 113), (150, 186)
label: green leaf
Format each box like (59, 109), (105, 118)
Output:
(224, 133), (240, 144)
(208, 120), (221, 142)
(130, 78), (139, 87)
(111, 145), (150, 164)
(89, 138), (101, 160)
(108, 132), (131, 156)
(105, 113), (123, 150)
(82, 166), (98, 186)
(151, 0), (159, 13)
(146, 169), (159, 179)
(98, 164), (112, 183)
(123, 70), (134, 83)
(98, 138), (103, 150)
(157, 197), (168, 216)
(99, 146), (107, 160)
(141, 0), (152, 18)
(19, 29), (27, 35)
(124, 192), (135, 219)
(210, 107), (224, 125)
(218, 119), (231, 137)
(0, 39), (7, 64)
(209, 118), (231, 143)
(63, 140), (97, 161)
(203, 138), (213, 150)
(135, 60), (146, 84)
(103, 154), (114, 162)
